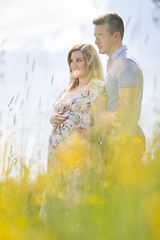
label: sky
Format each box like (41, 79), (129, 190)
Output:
(0, 0), (160, 173)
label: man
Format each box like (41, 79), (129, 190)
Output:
(93, 13), (146, 162)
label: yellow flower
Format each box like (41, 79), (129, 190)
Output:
(133, 136), (142, 144)
(102, 180), (109, 188)
(87, 194), (105, 205)
(56, 191), (68, 200)
(143, 193), (160, 239)
(86, 184), (91, 190)
(56, 134), (88, 170)
(15, 217), (28, 229)
(0, 223), (15, 240)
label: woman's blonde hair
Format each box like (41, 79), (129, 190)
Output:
(67, 44), (104, 89)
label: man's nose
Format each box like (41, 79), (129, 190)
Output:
(95, 37), (99, 45)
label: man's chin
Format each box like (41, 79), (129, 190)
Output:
(98, 49), (105, 54)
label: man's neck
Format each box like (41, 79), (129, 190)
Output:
(108, 43), (123, 58)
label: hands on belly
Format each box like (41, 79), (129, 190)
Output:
(50, 111), (67, 127)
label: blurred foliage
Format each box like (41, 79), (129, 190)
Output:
(0, 125), (160, 240)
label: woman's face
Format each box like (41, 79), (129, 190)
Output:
(70, 50), (87, 79)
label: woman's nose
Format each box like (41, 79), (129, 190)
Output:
(72, 61), (78, 68)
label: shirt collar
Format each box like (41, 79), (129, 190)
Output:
(110, 45), (128, 61)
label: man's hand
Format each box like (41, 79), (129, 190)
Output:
(101, 87), (138, 130)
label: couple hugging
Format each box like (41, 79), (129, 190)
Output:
(48, 13), (146, 170)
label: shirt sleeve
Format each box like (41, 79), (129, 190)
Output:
(118, 59), (139, 88)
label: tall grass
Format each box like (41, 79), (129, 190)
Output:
(0, 50), (160, 239)
(1, 27), (160, 239)
(0, 125), (160, 240)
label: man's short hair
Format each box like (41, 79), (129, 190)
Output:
(93, 13), (124, 40)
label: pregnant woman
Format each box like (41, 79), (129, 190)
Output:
(48, 43), (105, 169)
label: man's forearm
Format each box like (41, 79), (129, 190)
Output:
(102, 103), (135, 130)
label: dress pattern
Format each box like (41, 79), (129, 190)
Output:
(48, 79), (105, 164)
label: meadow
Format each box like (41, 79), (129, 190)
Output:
(0, 21), (160, 238)
(0, 125), (160, 240)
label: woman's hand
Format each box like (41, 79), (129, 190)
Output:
(50, 111), (67, 127)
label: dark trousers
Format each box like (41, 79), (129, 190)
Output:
(102, 134), (146, 164)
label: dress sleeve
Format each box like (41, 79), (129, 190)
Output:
(88, 79), (106, 103)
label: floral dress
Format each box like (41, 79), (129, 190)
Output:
(48, 79), (105, 166)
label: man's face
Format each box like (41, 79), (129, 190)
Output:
(94, 24), (115, 57)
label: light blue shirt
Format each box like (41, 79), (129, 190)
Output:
(105, 45), (145, 136)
